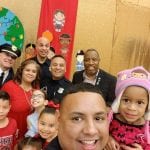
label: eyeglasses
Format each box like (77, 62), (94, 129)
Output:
(31, 94), (45, 99)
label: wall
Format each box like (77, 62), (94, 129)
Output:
(1, 0), (150, 79)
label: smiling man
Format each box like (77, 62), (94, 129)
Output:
(0, 43), (21, 88)
(72, 48), (116, 106)
(46, 83), (109, 150)
(40, 55), (72, 103)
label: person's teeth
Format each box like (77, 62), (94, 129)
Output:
(82, 140), (95, 144)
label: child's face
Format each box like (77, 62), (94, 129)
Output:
(22, 145), (38, 150)
(31, 90), (47, 108)
(38, 113), (57, 142)
(119, 86), (148, 124)
(0, 99), (10, 120)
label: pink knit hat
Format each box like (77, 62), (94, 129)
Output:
(110, 66), (150, 143)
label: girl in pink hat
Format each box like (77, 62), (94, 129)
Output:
(105, 66), (150, 150)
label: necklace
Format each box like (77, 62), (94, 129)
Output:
(23, 89), (33, 112)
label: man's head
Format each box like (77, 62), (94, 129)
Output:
(49, 55), (66, 80)
(36, 37), (50, 59)
(84, 49), (100, 77)
(57, 83), (109, 150)
(0, 43), (21, 70)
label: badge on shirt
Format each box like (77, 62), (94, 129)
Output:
(57, 87), (64, 94)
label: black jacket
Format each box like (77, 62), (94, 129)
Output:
(41, 77), (72, 103)
(45, 137), (62, 150)
(72, 69), (117, 106)
(30, 56), (51, 86)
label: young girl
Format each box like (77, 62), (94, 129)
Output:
(106, 66), (150, 150)
(25, 89), (48, 137)
(35, 104), (58, 149)
(17, 137), (42, 150)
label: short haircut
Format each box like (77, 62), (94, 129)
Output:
(60, 83), (105, 107)
(51, 54), (66, 62)
(0, 90), (10, 101)
(85, 48), (100, 60)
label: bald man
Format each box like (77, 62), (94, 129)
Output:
(30, 37), (51, 85)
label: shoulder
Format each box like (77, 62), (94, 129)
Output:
(73, 70), (84, 76)
(99, 69), (116, 81)
(8, 117), (17, 129)
(46, 136), (62, 150)
(60, 78), (72, 86)
(2, 80), (16, 89)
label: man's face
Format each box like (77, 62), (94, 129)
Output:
(58, 92), (109, 150)
(84, 51), (100, 76)
(36, 37), (50, 59)
(0, 52), (16, 70)
(50, 57), (66, 80)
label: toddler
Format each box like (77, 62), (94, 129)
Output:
(106, 66), (150, 150)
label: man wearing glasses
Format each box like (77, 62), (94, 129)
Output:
(0, 43), (21, 88)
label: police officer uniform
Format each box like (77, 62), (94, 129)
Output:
(0, 43), (21, 88)
(41, 76), (72, 103)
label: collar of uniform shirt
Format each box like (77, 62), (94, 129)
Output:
(83, 69), (99, 85)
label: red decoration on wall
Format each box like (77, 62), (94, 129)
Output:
(37, 0), (78, 78)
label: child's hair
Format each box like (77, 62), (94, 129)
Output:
(33, 88), (47, 100)
(0, 90), (10, 101)
(39, 106), (56, 119)
(17, 137), (42, 150)
(110, 66), (150, 143)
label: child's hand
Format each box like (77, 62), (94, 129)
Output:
(104, 136), (120, 150)
(120, 143), (143, 150)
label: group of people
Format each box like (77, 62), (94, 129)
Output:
(0, 36), (150, 150)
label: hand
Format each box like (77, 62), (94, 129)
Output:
(120, 143), (143, 150)
(104, 136), (120, 150)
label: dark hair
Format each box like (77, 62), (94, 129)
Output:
(50, 46), (55, 53)
(51, 54), (65, 62)
(17, 137), (42, 150)
(39, 106), (56, 119)
(33, 88), (47, 99)
(85, 48), (100, 60)
(0, 90), (10, 101)
(59, 33), (71, 39)
(76, 50), (84, 57)
(25, 43), (36, 49)
(61, 83), (105, 106)
(14, 59), (40, 88)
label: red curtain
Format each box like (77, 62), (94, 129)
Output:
(37, 0), (78, 78)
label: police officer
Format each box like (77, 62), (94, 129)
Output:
(40, 55), (72, 103)
(0, 43), (21, 88)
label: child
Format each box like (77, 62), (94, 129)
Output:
(25, 89), (48, 137)
(17, 137), (42, 150)
(0, 90), (18, 149)
(106, 66), (150, 150)
(35, 105), (58, 149)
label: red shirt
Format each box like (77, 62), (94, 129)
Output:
(0, 117), (18, 149)
(1, 80), (34, 139)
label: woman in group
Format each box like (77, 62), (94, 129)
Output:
(1, 59), (40, 139)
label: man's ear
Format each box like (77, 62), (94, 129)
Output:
(44, 100), (48, 106)
(55, 109), (60, 121)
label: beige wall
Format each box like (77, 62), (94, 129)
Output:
(1, 0), (150, 79)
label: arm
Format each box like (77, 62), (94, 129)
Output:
(120, 143), (143, 150)
(104, 135), (120, 150)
